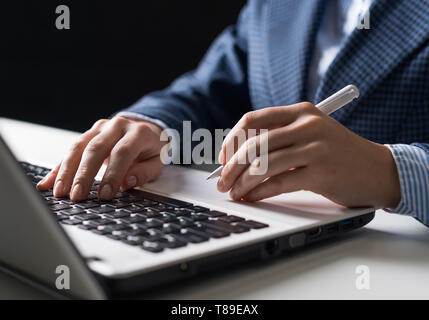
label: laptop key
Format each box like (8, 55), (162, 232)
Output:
(113, 192), (128, 199)
(118, 197), (141, 204)
(159, 223), (182, 234)
(103, 210), (131, 219)
(73, 213), (100, 221)
(180, 229), (209, 243)
(121, 238), (143, 246)
(78, 224), (95, 230)
(50, 203), (72, 211)
(75, 201), (101, 209)
(128, 228), (148, 236)
(141, 218), (163, 229)
(45, 200), (60, 206)
(110, 201), (130, 208)
(58, 207), (86, 216)
(61, 199), (77, 205)
(92, 229), (111, 235)
(137, 191), (192, 208)
(236, 220), (269, 229)
(121, 205), (146, 213)
(86, 193), (98, 200)
(190, 225), (230, 238)
(88, 205), (115, 214)
(117, 215), (147, 224)
(190, 206), (210, 212)
(200, 210), (227, 218)
(171, 208), (194, 216)
(177, 217), (196, 228)
(41, 191), (54, 197)
(200, 220), (249, 234)
(135, 199), (157, 207)
(60, 219), (82, 225)
(141, 241), (164, 253)
(181, 214), (208, 222)
(156, 235), (187, 249)
(124, 235), (147, 245)
(158, 213), (179, 223)
(140, 229), (164, 241)
(111, 229), (134, 238)
(83, 218), (115, 227)
(97, 225), (130, 233)
(162, 209), (189, 217)
(218, 215), (245, 223)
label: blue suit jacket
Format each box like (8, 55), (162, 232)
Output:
(122, 0), (429, 223)
(124, 0), (429, 148)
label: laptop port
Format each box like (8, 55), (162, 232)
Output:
(325, 223), (339, 234)
(265, 239), (279, 255)
(307, 227), (322, 239)
(340, 219), (354, 230)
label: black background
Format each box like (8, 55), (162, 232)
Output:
(0, 1), (245, 132)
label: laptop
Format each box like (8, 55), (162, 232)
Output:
(0, 123), (375, 299)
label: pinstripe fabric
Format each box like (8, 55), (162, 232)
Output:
(387, 145), (429, 225)
(121, 0), (429, 226)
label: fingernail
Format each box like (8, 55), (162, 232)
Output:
(37, 177), (47, 187)
(71, 184), (83, 200)
(54, 180), (64, 196)
(99, 184), (112, 200)
(127, 176), (137, 189)
(230, 190), (238, 200)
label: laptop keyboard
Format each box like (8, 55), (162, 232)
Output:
(20, 162), (269, 253)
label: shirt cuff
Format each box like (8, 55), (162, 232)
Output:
(115, 111), (169, 131)
(385, 144), (429, 225)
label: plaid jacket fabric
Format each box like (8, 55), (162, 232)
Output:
(121, 0), (429, 225)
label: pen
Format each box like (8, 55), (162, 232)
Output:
(206, 84), (360, 180)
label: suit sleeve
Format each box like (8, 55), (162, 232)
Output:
(116, 4), (251, 136)
(386, 143), (429, 227)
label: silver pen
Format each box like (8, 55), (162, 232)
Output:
(206, 84), (360, 180)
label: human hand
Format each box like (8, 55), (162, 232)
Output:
(217, 102), (401, 209)
(37, 117), (166, 201)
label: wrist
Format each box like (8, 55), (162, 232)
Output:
(373, 143), (401, 209)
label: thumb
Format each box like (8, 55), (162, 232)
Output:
(120, 155), (164, 191)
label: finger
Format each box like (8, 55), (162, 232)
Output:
(70, 120), (125, 201)
(36, 162), (61, 190)
(243, 167), (311, 202)
(229, 144), (314, 200)
(53, 121), (106, 198)
(120, 155), (164, 191)
(219, 104), (309, 164)
(97, 128), (149, 200)
(219, 123), (309, 192)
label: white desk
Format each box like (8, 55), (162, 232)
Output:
(1, 117), (429, 300)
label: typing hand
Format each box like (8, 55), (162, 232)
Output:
(37, 117), (166, 202)
(217, 102), (401, 209)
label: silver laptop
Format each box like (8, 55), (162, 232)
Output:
(0, 133), (375, 299)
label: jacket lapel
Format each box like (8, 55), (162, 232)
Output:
(265, 0), (327, 106)
(314, 0), (429, 123)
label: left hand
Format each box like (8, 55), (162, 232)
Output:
(217, 102), (401, 209)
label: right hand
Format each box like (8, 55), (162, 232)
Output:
(37, 117), (166, 202)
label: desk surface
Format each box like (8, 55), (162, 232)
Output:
(1, 117), (429, 300)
